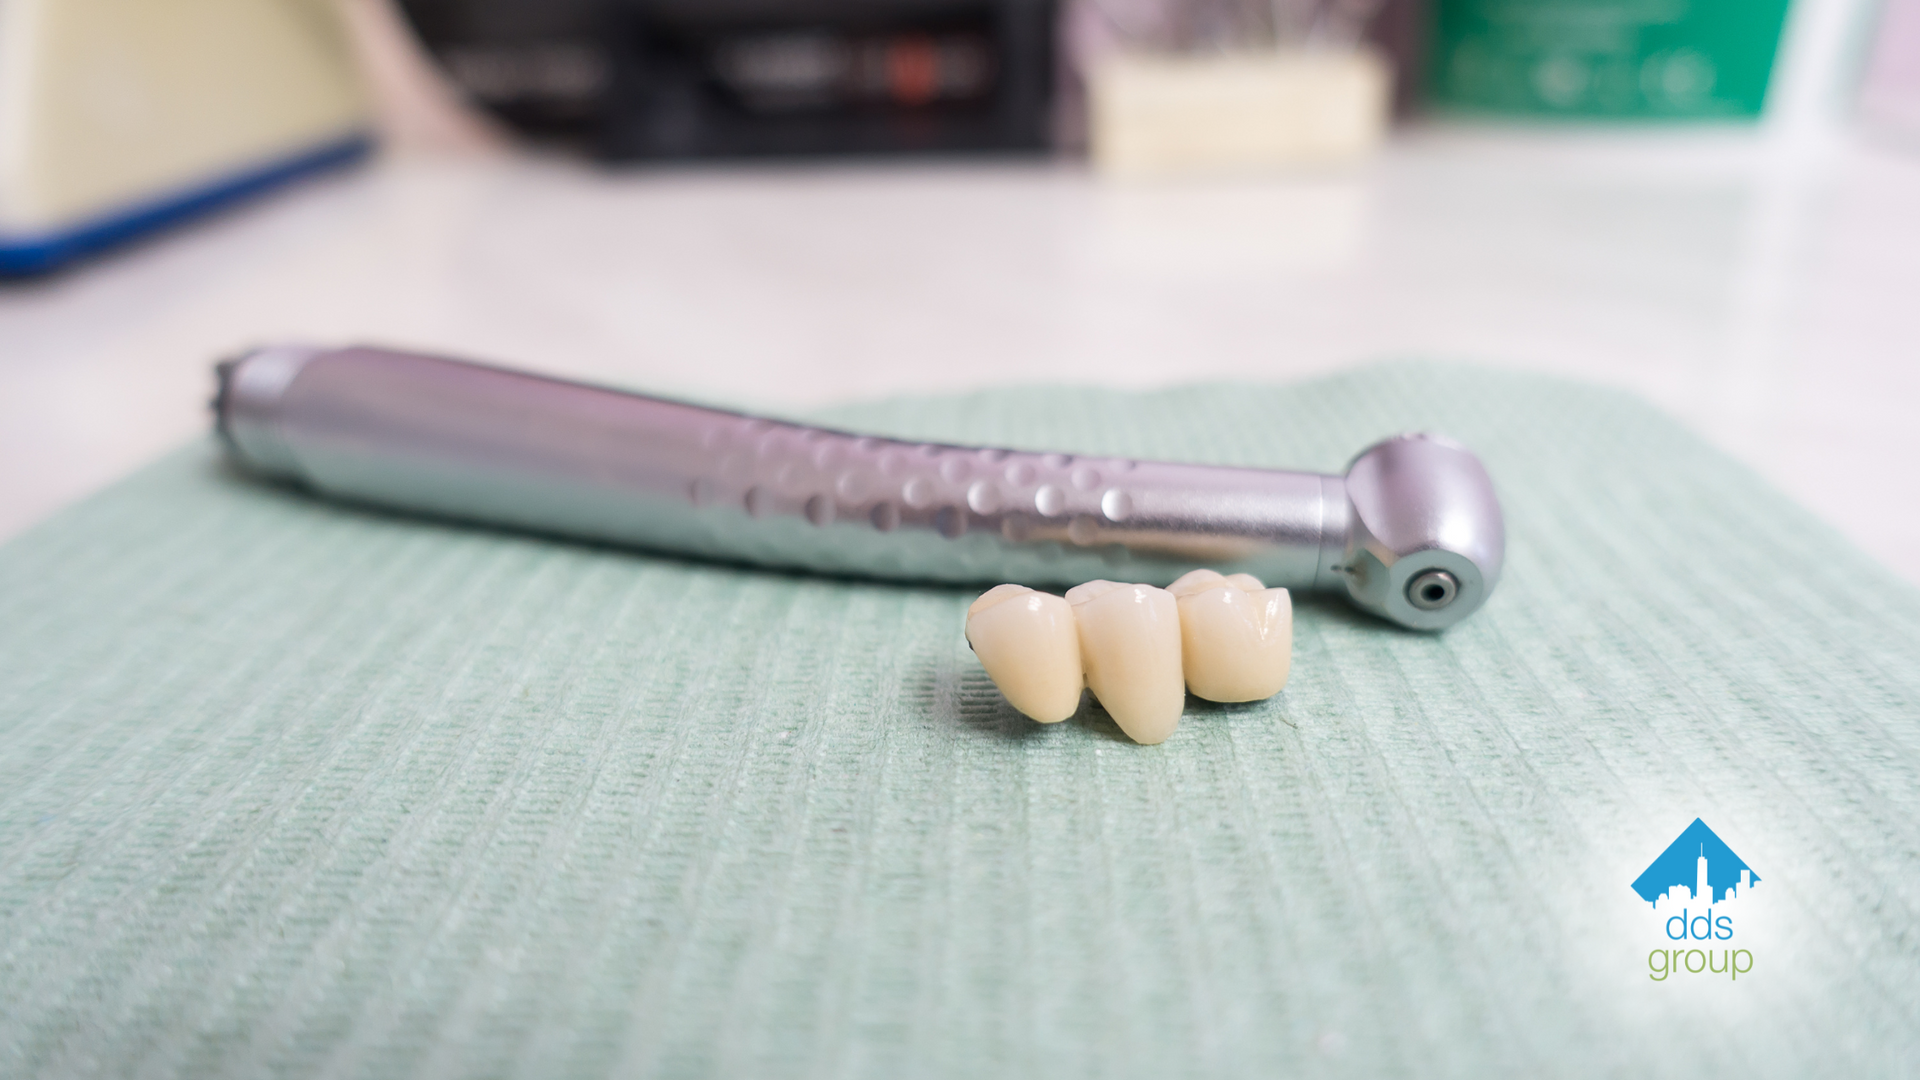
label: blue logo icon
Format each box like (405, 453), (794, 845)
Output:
(1636, 818), (1760, 981)
(1631, 818), (1759, 907)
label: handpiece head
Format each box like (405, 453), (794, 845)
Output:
(1337, 433), (1505, 631)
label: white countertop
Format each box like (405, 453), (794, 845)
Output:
(2, 127), (1916, 581)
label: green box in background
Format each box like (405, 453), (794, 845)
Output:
(1428, 0), (1794, 119)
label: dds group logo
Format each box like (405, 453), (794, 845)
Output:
(1631, 818), (1760, 982)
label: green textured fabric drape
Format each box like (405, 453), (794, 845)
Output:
(3, 363), (1916, 1077)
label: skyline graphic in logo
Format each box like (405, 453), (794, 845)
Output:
(1632, 818), (1759, 909)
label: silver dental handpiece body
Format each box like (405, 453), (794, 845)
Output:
(215, 345), (1505, 630)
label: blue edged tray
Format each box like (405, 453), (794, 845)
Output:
(0, 133), (372, 276)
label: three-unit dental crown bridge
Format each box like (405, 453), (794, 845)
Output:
(214, 344), (1506, 630)
(967, 570), (1298, 745)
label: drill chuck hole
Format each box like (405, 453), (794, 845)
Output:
(1407, 570), (1459, 611)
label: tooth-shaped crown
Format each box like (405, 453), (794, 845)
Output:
(1066, 581), (1185, 745)
(1169, 570), (1291, 703)
(965, 585), (1083, 724)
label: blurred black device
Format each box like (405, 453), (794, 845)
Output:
(396, 0), (1056, 159)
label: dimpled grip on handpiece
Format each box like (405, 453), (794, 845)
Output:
(214, 345), (1505, 629)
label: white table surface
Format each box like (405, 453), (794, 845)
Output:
(2, 127), (1917, 582)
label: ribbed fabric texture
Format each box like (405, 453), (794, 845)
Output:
(1, 363), (1916, 1078)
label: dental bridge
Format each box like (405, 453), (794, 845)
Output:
(967, 572), (1297, 745)
(214, 345), (1505, 634)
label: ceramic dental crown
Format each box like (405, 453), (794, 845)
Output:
(964, 571), (1293, 745)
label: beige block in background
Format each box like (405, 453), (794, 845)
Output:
(0, 0), (372, 231)
(1088, 50), (1391, 176)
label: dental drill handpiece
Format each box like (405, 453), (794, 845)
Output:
(214, 345), (1505, 630)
